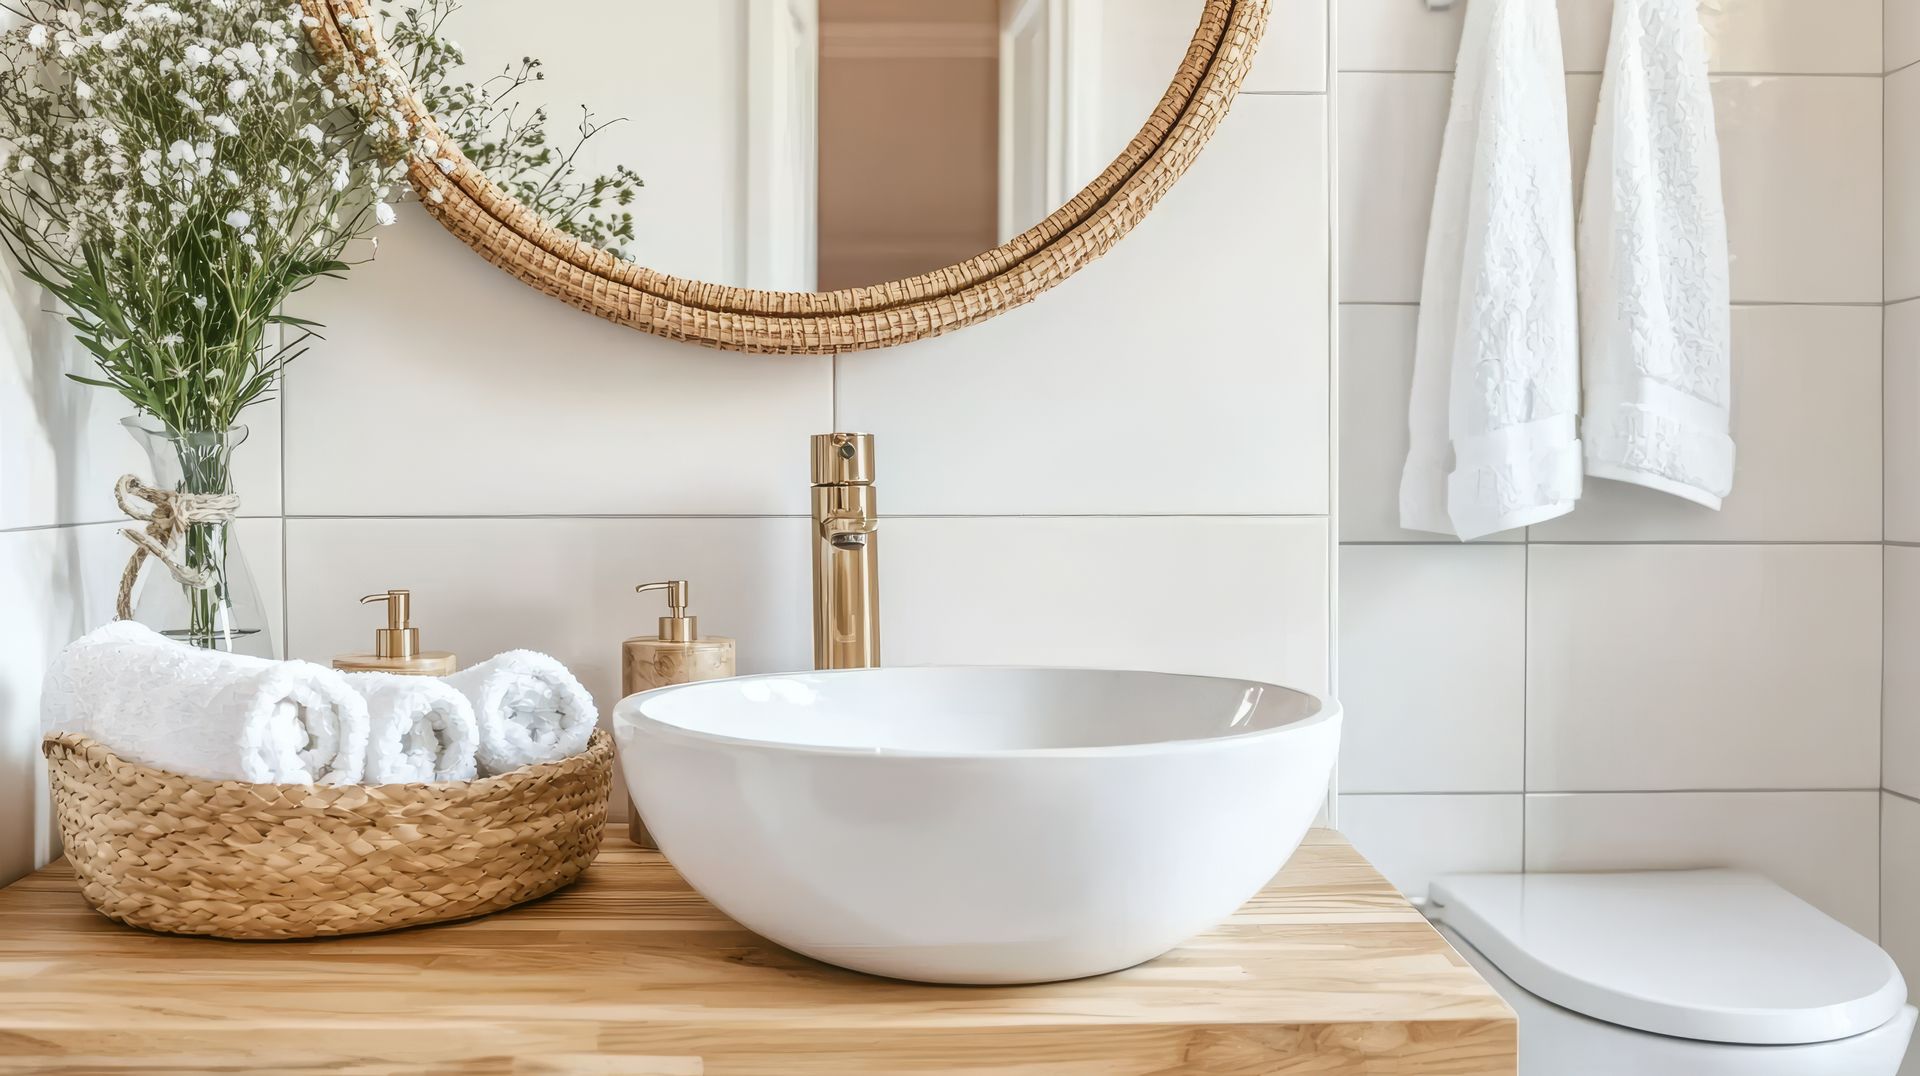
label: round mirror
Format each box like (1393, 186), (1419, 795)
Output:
(308, 0), (1268, 351)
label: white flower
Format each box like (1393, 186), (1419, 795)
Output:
(25, 25), (47, 49)
(182, 43), (211, 69)
(99, 29), (124, 51)
(192, 295), (207, 310)
(207, 114), (239, 137)
(174, 90), (203, 113)
(224, 208), (250, 229)
(297, 123), (323, 147)
(96, 126), (119, 147)
(435, 156), (454, 174)
(158, 333), (183, 346)
(427, 187), (444, 204)
(225, 79), (249, 103)
(239, 232), (255, 246)
(219, 167), (239, 185)
(165, 139), (195, 166)
(374, 202), (396, 226)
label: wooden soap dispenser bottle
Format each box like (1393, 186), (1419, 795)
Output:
(623, 580), (735, 695)
(333, 589), (457, 676)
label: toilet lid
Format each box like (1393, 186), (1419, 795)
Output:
(1429, 870), (1906, 1045)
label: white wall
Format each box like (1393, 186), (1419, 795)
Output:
(1334, 0), (1888, 939)
(0, 1), (1332, 882)
(1883, 1), (1920, 1069)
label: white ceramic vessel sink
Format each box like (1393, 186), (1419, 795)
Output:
(612, 667), (1342, 985)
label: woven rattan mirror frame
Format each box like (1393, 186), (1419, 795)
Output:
(304, 0), (1271, 354)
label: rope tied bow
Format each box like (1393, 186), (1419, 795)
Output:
(112, 474), (241, 621)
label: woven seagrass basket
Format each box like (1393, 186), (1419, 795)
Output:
(41, 728), (613, 939)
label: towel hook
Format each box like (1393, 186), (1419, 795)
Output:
(1426, 0), (1456, 9)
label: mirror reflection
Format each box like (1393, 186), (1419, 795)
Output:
(410, 0), (1203, 291)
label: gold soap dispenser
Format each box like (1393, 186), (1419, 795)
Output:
(333, 589), (457, 676)
(622, 580), (735, 695)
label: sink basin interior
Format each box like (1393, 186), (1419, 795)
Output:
(627, 667), (1328, 754)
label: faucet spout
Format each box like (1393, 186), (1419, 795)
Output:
(811, 433), (880, 670)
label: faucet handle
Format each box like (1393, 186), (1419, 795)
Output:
(811, 433), (874, 485)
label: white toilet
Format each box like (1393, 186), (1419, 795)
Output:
(1428, 870), (1917, 1075)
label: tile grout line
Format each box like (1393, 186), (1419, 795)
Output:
(1342, 539), (1885, 547)
(1338, 68), (1890, 79)
(278, 321), (290, 661)
(1344, 787), (1887, 797)
(1341, 299), (1891, 309)
(1323, 0), (1342, 828)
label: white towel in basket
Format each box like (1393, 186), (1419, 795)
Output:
(41, 620), (369, 784)
(444, 649), (598, 776)
(344, 671), (480, 783)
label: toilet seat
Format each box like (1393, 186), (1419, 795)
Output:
(1429, 870), (1907, 1046)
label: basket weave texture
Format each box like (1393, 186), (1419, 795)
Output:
(41, 729), (612, 939)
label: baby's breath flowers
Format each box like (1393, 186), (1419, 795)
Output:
(0, 0), (642, 437)
(0, 0), (408, 434)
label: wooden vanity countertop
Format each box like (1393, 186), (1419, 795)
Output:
(0, 826), (1515, 1074)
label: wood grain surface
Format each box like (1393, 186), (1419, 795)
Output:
(0, 827), (1515, 1074)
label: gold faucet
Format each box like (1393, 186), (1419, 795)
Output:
(811, 433), (879, 669)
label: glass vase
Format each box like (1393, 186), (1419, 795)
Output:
(122, 416), (274, 657)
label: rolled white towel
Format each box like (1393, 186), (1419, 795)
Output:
(344, 671), (480, 784)
(40, 620), (369, 785)
(444, 650), (598, 776)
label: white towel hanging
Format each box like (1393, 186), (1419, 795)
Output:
(1399, 0), (1582, 541)
(1579, 0), (1734, 508)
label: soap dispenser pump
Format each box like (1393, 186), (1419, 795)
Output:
(622, 580), (736, 695)
(333, 589), (458, 676)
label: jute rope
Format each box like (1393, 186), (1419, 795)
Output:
(112, 474), (240, 621)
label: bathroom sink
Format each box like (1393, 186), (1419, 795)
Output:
(612, 666), (1341, 985)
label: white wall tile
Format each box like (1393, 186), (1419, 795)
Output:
(283, 212), (832, 517)
(1338, 545), (1524, 792)
(1893, 302), (1920, 542)
(1894, 0), (1920, 72)
(1531, 306), (1882, 542)
(836, 95), (1329, 516)
(1336, 794), (1523, 902)
(1246, 0), (1328, 92)
(882, 517), (1330, 693)
(1107, 0), (1324, 96)
(1888, 547), (1920, 799)
(1717, 76), (1882, 304)
(1336, 73), (1450, 304)
(1526, 791), (1881, 937)
(1528, 544), (1881, 791)
(1339, 0), (1881, 75)
(1884, 794), (1920, 1010)
(284, 516), (813, 694)
(1889, 66), (1920, 303)
(1691, 0), (1885, 75)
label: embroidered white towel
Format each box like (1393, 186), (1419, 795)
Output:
(40, 620), (369, 785)
(344, 671), (480, 784)
(1400, 0), (1583, 541)
(444, 650), (597, 776)
(1579, 0), (1735, 507)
